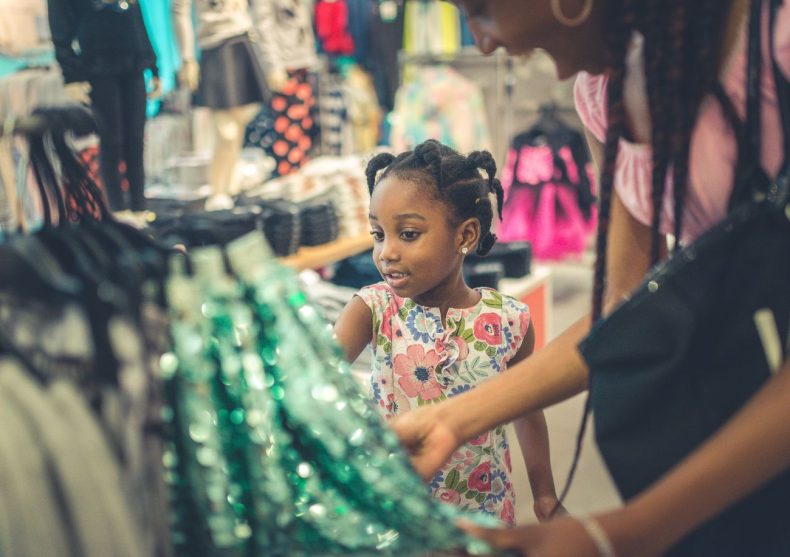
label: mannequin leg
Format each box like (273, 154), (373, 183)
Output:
(120, 72), (148, 211)
(89, 75), (126, 211)
(206, 103), (259, 209)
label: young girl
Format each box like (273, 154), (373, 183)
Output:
(334, 140), (562, 525)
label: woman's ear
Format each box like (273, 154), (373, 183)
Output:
(457, 218), (481, 254)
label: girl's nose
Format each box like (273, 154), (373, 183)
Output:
(379, 239), (400, 262)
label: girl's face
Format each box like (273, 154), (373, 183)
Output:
(368, 177), (473, 302)
(453, 0), (606, 79)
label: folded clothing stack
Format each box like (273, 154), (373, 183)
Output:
(299, 196), (340, 247)
(148, 206), (265, 248)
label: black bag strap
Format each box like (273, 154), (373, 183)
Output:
(715, 0), (790, 210)
(769, 0), (790, 201)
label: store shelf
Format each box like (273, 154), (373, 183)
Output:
(280, 234), (374, 271)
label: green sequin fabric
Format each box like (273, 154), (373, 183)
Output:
(159, 234), (499, 557)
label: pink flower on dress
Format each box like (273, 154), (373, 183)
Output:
(474, 313), (502, 345)
(434, 488), (462, 505)
(519, 311), (530, 338)
(501, 498), (515, 525)
(380, 304), (397, 339)
(469, 431), (490, 446)
(468, 462), (492, 492)
(452, 336), (469, 360)
(393, 345), (443, 400)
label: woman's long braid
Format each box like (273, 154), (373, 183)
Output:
(553, 0), (635, 515)
(590, 1), (635, 324)
(644, 2), (673, 265)
(561, 0), (736, 517)
(365, 141), (505, 256)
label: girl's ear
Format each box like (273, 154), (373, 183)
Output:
(457, 218), (481, 254)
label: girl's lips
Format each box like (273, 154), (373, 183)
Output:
(384, 272), (409, 289)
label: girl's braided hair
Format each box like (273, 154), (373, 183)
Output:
(365, 140), (505, 256)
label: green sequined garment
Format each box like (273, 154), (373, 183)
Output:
(158, 234), (500, 557)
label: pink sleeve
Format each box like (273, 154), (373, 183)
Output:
(502, 296), (531, 366)
(574, 72), (608, 144)
(573, 72), (657, 231)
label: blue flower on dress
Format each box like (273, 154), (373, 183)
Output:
(406, 309), (440, 343)
(489, 357), (502, 373)
(371, 379), (382, 404)
(449, 384), (472, 397)
(487, 469), (509, 504)
(430, 470), (445, 490)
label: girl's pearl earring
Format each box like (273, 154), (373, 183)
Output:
(461, 247), (469, 255)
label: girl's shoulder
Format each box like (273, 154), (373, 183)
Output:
(356, 282), (407, 313)
(475, 287), (530, 315)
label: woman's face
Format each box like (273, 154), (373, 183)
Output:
(453, 0), (606, 79)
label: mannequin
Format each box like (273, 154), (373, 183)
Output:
(172, 0), (315, 211)
(48, 0), (161, 213)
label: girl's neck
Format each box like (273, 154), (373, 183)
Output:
(411, 273), (481, 320)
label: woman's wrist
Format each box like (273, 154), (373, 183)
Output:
(593, 505), (666, 557)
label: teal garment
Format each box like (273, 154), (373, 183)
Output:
(160, 236), (502, 556)
(0, 51), (56, 79)
(139, 0), (179, 117)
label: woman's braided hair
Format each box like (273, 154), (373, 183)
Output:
(591, 0), (736, 321)
(365, 140), (505, 256)
(558, 0), (737, 511)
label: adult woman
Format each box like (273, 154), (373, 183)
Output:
(393, 0), (790, 555)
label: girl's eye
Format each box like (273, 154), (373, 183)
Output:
(370, 230), (384, 242)
(400, 230), (420, 241)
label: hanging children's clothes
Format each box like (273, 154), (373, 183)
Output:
(245, 70), (315, 177)
(315, 0), (355, 55)
(358, 284), (531, 525)
(389, 65), (491, 153)
(498, 110), (597, 260)
(402, 0), (461, 57)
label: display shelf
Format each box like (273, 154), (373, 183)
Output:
(280, 234), (374, 271)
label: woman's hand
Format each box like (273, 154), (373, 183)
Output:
(459, 517), (602, 557)
(390, 403), (461, 480)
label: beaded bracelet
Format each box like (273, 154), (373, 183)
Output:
(579, 517), (617, 557)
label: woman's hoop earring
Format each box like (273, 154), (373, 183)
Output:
(550, 0), (593, 27)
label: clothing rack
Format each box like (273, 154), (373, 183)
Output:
(1, 104), (97, 137)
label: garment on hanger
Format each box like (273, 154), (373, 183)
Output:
(498, 107), (597, 260)
(402, 0), (461, 57)
(245, 70), (315, 177)
(0, 106), (505, 556)
(315, 0), (356, 55)
(389, 65), (491, 154)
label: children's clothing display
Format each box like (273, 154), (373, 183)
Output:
(358, 283), (531, 525)
(319, 65), (381, 156)
(48, 0), (158, 211)
(499, 108), (597, 260)
(389, 65), (492, 154)
(402, 0), (461, 57)
(315, 0), (355, 55)
(245, 70), (315, 177)
(0, 105), (505, 557)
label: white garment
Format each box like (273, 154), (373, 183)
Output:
(172, 0), (317, 72)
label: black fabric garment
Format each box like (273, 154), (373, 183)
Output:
(193, 34), (271, 110)
(89, 72), (147, 211)
(364, 0), (404, 112)
(47, 0), (158, 84)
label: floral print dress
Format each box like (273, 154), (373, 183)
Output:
(357, 283), (531, 525)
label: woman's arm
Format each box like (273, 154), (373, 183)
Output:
(394, 135), (667, 480)
(333, 295), (373, 363)
(464, 358), (790, 557)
